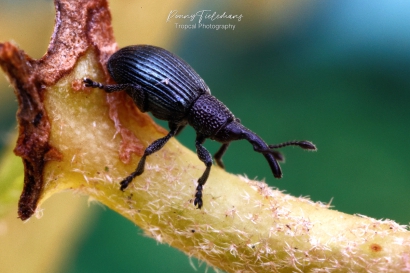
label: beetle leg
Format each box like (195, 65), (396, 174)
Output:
(119, 126), (179, 191)
(104, 83), (141, 93)
(214, 143), (230, 169)
(194, 135), (212, 209)
(83, 78), (141, 93)
(170, 121), (187, 137)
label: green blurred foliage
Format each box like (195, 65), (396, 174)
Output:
(1, 0), (409, 273)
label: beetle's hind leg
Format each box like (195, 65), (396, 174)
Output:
(119, 125), (179, 191)
(194, 135), (213, 209)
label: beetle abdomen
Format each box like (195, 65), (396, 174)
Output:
(107, 45), (210, 121)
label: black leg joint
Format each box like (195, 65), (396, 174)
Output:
(84, 78), (103, 89)
(194, 184), (203, 209)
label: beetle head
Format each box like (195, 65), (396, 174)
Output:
(213, 119), (316, 179)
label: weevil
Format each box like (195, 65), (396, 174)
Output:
(84, 45), (316, 208)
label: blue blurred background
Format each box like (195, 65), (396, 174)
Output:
(1, 0), (409, 272)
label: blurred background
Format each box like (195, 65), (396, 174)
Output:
(0, 0), (409, 272)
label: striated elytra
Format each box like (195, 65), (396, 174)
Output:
(84, 45), (317, 209)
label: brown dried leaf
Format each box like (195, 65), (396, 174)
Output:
(0, 0), (116, 220)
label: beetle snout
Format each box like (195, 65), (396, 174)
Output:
(212, 121), (246, 143)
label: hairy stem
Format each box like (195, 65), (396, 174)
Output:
(35, 51), (410, 272)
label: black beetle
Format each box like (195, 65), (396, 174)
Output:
(84, 45), (316, 209)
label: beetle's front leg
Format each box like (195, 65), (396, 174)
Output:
(119, 126), (178, 191)
(194, 135), (213, 209)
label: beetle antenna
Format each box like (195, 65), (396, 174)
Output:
(269, 140), (317, 151)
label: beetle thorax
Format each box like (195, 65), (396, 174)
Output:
(187, 94), (234, 137)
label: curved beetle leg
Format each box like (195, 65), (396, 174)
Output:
(119, 125), (179, 191)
